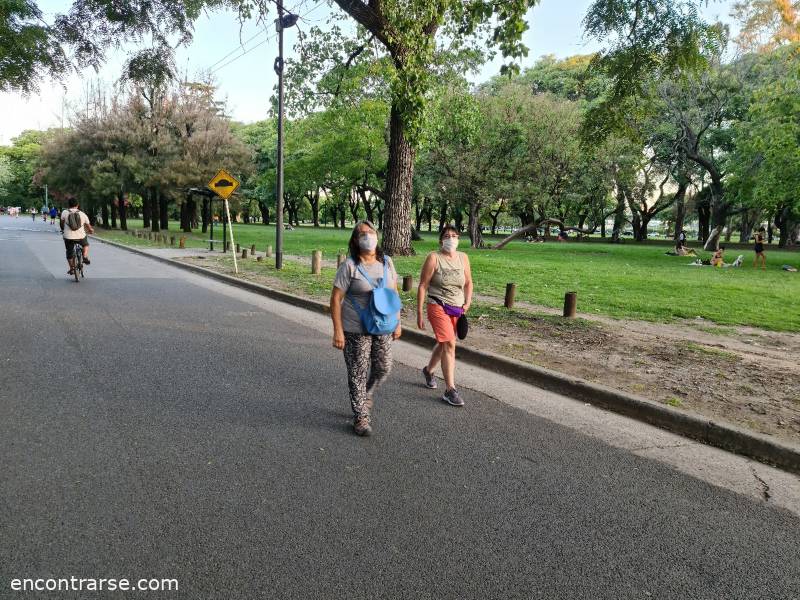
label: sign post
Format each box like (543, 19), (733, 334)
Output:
(207, 169), (241, 275)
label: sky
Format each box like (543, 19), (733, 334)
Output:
(0, 0), (737, 144)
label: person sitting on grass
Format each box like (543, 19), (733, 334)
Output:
(711, 246), (725, 268)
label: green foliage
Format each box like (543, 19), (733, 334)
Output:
(731, 45), (800, 217)
(582, 0), (726, 140)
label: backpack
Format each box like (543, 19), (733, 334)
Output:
(66, 211), (83, 231)
(347, 259), (402, 335)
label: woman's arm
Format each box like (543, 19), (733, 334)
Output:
(330, 287), (346, 349)
(462, 252), (473, 312)
(416, 254), (436, 329)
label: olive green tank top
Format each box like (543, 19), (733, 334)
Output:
(427, 252), (466, 307)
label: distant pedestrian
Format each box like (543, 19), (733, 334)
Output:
(330, 220), (402, 436)
(30, 207), (36, 221)
(49, 206), (58, 224)
(677, 230), (687, 250)
(712, 245), (726, 268)
(753, 227), (766, 270)
(417, 224), (473, 407)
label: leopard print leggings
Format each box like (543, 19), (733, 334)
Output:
(343, 333), (393, 419)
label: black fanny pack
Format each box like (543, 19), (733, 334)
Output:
(430, 296), (469, 340)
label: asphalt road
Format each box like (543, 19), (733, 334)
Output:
(1, 217), (799, 600)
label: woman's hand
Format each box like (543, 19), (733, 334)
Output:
(332, 330), (345, 350)
(392, 324), (402, 340)
(462, 302), (471, 314)
(417, 313), (425, 330)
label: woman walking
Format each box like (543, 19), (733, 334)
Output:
(417, 225), (473, 407)
(330, 221), (402, 436)
(753, 227), (767, 269)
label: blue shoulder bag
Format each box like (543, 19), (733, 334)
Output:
(347, 259), (402, 335)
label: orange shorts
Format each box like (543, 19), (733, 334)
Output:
(427, 302), (458, 343)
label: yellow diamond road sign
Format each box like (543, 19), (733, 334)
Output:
(207, 169), (240, 200)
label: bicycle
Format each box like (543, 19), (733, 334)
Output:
(72, 242), (85, 282)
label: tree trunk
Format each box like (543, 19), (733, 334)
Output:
(467, 201), (483, 249)
(101, 202), (110, 229)
(118, 194), (127, 231)
(438, 199), (448, 231)
(255, 201), (268, 226)
(611, 190), (626, 243)
(150, 190), (160, 232)
(159, 193), (168, 230)
(382, 105), (415, 255)
(180, 199), (190, 232)
(312, 191), (320, 227)
(697, 201), (710, 243)
(490, 212), (499, 235)
(111, 201), (117, 229)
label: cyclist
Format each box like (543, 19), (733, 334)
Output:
(60, 199), (94, 275)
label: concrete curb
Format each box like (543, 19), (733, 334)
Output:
(94, 235), (800, 476)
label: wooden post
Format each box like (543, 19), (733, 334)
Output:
(250, 244), (256, 256)
(257, 256), (264, 262)
(242, 248), (248, 259)
(235, 243), (240, 253)
(563, 291), (577, 318)
(402, 275), (413, 292)
(266, 245), (273, 258)
(311, 250), (322, 275)
(504, 283), (516, 309)
(337, 253), (346, 267)
(170, 236), (175, 246)
(179, 236), (186, 249)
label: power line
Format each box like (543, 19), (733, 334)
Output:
(206, 0), (327, 75)
(207, 28), (269, 71)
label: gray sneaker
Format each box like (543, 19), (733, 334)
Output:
(442, 388), (464, 407)
(422, 366), (437, 389)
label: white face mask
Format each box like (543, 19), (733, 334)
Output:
(358, 233), (378, 252)
(441, 238), (459, 253)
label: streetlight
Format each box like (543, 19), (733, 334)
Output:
(274, 6), (299, 270)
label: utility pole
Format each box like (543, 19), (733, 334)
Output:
(274, 5), (298, 270)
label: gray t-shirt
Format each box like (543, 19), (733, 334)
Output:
(334, 257), (398, 333)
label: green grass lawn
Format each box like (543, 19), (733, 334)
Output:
(98, 220), (800, 331)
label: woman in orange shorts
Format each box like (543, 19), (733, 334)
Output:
(417, 225), (473, 407)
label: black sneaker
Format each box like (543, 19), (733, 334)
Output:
(83, 257), (91, 265)
(422, 366), (437, 389)
(442, 388), (465, 407)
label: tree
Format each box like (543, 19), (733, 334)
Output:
(730, 45), (800, 246)
(291, 1), (538, 254)
(733, 0), (800, 51)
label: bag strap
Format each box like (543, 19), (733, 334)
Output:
(355, 258), (388, 290)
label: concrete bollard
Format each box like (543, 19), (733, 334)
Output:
(402, 275), (413, 292)
(504, 283), (516, 309)
(563, 291), (577, 318)
(242, 248), (248, 259)
(311, 250), (322, 275)
(250, 244), (256, 256)
(266, 245), (273, 258)
(179, 236), (186, 249)
(337, 253), (346, 267)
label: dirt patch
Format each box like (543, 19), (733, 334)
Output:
(183, 255), (800, 444)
